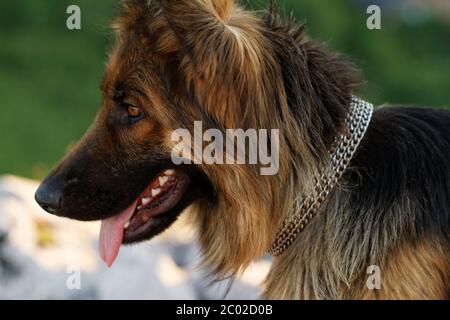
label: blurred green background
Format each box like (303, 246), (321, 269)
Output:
(0, 0), (449, 179)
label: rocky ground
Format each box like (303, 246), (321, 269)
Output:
(0, 175), (270, 299)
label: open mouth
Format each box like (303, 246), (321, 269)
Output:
(99, 168), (193, 267)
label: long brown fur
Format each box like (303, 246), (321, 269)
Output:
(35, 0), (449, 300)
(104, 0), (450, 299)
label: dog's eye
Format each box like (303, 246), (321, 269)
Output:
(126, 105), (144, 121)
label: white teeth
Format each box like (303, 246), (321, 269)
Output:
(164, 169), (175, 176)
(159, 176), (169, 186)
(141, 197), (151, 206)
(137, 205), (143, 210)
(151, 188), (162, 197)
(124, 221), (130, 229)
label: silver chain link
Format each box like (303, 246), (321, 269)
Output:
(268, 97), (374, 256)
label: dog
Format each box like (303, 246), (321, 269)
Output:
(35, 0), (449, 299)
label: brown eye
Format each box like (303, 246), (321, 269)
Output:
(126, 105), (143, 119)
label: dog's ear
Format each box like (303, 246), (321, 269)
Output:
(202, 0), (233, 20)
(115, 0), (148, 28)
(159, 0), (270, 125)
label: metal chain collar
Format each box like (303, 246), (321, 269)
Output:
(268, 97), (374, 256)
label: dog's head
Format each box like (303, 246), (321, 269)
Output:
(36, 0), (357, 273)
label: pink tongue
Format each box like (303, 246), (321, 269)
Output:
(99, 200), (137, 267)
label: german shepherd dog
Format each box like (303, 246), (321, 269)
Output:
(35, 0), (449, 299)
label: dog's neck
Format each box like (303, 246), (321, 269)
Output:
(269, 97), (374, 256)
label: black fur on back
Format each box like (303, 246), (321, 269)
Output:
(348, 106), (450, 242)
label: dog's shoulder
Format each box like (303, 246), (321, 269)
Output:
(344, 104), (450, 237)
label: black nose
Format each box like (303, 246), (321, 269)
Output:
(35, 180), (62, 214)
